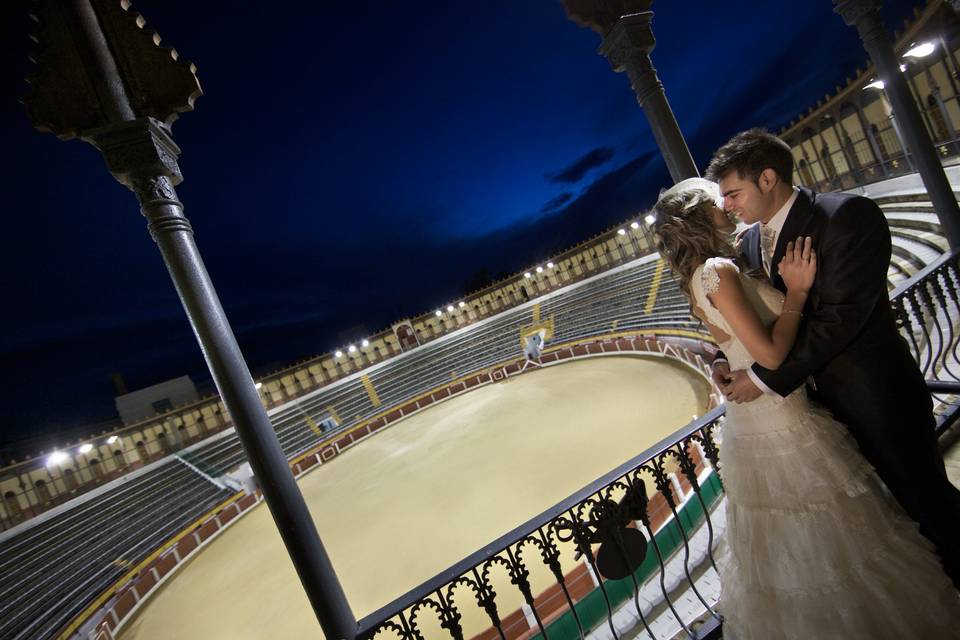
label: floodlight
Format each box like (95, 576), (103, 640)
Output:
(348, 345), (357, 353)
(536, 266), (543, 273)
(458, 301), (466, 308)
(630, 221), (640, 229)
(617, 228), (626, 235)
(903, 42), (935, 58)
(863, 79), (885, 90)
(524, 272), (531, 278)
(79, 443), (93, 454)
(255, 381), (263, 389)
(447, 305), (454, 312)
(435, 310), (442, 316)
(47, 450), (68, 466)
(335, 350), (343, 358)
(107, 435), (119, 445)
(546, 261), (554, 268)
(362, 339), (370, 347)
(645, 214), (656, 225)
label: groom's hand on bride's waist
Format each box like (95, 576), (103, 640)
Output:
(722, 370), (763, 403)
(710, 360), (732, 389)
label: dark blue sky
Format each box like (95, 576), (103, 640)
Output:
(1, 0), (922, 447)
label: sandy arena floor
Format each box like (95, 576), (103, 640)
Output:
(119, 356), (709, 639)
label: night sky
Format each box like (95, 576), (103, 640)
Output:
(1, 0), (923, 451)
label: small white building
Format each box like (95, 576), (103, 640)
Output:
(114, 375), (199, 425)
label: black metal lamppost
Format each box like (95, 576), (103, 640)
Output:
(562, 0), (699, 183)
(23, 2), (356, 637)
(835, 0), (960, 249)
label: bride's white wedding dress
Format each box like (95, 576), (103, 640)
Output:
(691, 257), (960, 639)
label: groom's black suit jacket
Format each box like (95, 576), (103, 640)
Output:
(739, 187), (936, 480)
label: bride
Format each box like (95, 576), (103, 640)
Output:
(651, 179), (960, 639)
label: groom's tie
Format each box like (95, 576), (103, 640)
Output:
(761, 224), (776, 277)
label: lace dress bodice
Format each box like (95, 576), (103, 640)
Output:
(690, 257), (785, 371)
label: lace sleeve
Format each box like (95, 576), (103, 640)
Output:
(701, 257), (740, 296)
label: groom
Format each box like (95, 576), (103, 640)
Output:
(706, 128), (960, 587)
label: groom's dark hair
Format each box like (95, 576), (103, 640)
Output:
(705, 128), (794, 186)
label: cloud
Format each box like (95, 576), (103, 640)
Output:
(539, 192), (574, 214)
(545, 146), (616, 184)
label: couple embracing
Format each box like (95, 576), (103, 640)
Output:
(652, 129), (960, 638)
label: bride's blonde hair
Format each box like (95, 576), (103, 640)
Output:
(650, 187), (744, 298)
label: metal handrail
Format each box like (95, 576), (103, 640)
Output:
(357, 406), (725, 635)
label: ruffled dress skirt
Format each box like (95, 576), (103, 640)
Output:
(716, 388), (960, 639)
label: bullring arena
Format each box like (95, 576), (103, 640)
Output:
(4, 2), (960, 639)
(119, 356), (709, 639)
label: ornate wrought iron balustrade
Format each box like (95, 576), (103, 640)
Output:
(357, 406), (726, 640)
(891, 249), (960, 434)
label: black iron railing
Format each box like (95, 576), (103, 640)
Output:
(892, 250), (960, 435)
(357, 406), (726, 640)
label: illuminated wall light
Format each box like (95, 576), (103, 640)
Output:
(535, 266), (543, 273)
(546, 261), (554, 269)
(899, 63), (907, 72)
(78, 443), (93, 454)
(630, 221), (640, 229)
(524, 272), (532, 278)
(255, 381), (263, 389)
(617, 228), (626, 235)
(458, 301), (466, 308)
(107, 435), (119, 445)
(435, 310), (443, 317)
(446, 305), (454, 312)
(335, 350), (343, 358)
(47, 450), (68, 466)
(863, 79), (885, 90)
(348, 344), (357, 353)
(645, 213), (656, 225)
(361, 339), (370, 347)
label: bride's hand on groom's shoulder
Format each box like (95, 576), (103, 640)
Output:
(778, 236), (816, 294)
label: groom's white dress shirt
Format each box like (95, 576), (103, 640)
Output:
(747, 187), (799, 398)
